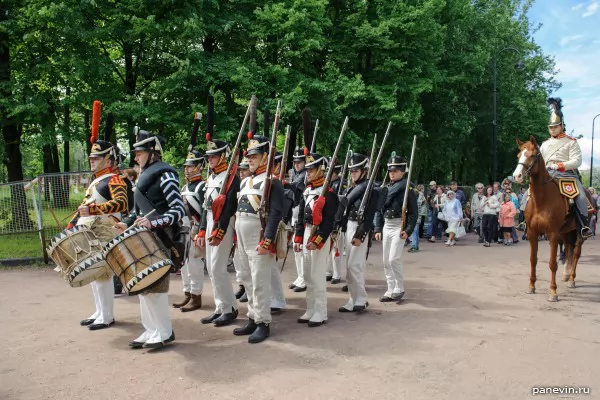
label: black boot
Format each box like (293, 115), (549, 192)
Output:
(233, 318), (257, 336)
(200, 312), (221, 324)
(213, 307), (238, 327)
(234, 285), (245, 300)
(248, 323), (270, 344)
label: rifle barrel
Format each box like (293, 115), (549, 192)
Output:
(357, 122), (392, 223)
(401, 136), (417, 231)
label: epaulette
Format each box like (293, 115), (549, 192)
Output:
(109, 174), (127, 186)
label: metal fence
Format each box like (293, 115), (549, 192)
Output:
(36, 172), (91, 262)
(0, 179), (45, 260)
(0, 171), (517, 262)
(0, 170), (189, 262)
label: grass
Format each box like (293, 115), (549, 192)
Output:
(0, 232), (45, 259)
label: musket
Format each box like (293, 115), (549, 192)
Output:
(310, 119), (319, 153)
(356, 122), (392, 225)
(210, 96), (254, 224)
(309, 116), (349, 238)
(280, 125), (291, 180)
(259, 100), (282, 240)
(367, 133), (377, 179)
(401, 136), (417, 232)
(338, 145), (351, 195)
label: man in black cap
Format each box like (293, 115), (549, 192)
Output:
(338, 152), (377, 312)
(172, 149), (206, 312)
(115, 129), (185, 349)
(288, 147), (307, 292)
(72, 108), (128, 331)
(232, 134), (284, 343)
(198, 96), (240, 327)
(293, 152), (339, 326)
(373, 154), (418, 302)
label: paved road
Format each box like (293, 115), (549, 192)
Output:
(1, 233), (599, 400)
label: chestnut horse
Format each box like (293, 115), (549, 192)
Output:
(512, 136), (591, 302)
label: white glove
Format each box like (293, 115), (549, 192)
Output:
(548, 164), (559, 170)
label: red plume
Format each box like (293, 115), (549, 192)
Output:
(90, 100), (101, 144)
(247, 131), (253, 140)
(304, 147), (309, 156)
(206, 132), (211, 141)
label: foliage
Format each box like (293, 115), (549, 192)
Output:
(1, 0), (559, 185)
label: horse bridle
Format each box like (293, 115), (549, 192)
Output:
(517, 149), (541, 179)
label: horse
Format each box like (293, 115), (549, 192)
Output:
(512, 136), (592, 302)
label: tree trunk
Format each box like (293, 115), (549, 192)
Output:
(1, 11), (34, 230)
(63, 87), (70, 172)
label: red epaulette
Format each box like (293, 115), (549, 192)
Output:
(109, 174), (127, 186)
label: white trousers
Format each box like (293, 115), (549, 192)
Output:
(181, 253), (205, 295)
(300, 225), (330, 323)
(233, 243), (244, 285)
(271, 261), (287, 309)
(135, 293), (172, 344)
(342, 221), (368, 308)
(88, 279), (114, 324)
(382, 218), (405, 295)
(293, 243), (306, 288)
(235, 215), (274, 324)
(206, 212), (236, 314)
(327, 232), (345, 279)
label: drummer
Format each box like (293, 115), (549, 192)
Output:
(69, 113), (129, 331)
(115, 129), (185, 349)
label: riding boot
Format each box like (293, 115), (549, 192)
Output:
(578, 213), (593, 239)
(180, 294), (202, 312)
(172, 292), (191, 308)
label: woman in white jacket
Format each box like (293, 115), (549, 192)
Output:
(481, 185), (500, 247)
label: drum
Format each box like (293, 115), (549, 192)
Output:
(103, 226), (173, 295)
(46, 225), (108, 287)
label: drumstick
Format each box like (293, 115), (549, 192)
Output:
(115, 209), (157, 234)
(61, 198), (99, 222)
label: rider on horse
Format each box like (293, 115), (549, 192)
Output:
(541, 97), (592, 239)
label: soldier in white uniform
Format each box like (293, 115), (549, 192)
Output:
(117, 130), (185, 349)
(373, 154), (418, 302)
(71, 109), (128, 331)
(288, 147), (307, 292)
(338, 153), (378, 312)
(234, 157), (252, 303)
(294, 152), (339, 326)
(540, 97), (592, 238)
(326, 162), (347, 285)
(270, 152), (291, 312)
(198, 95), (240, 327)
(233, 134), (285, 343)
(172, 148), (206, 312)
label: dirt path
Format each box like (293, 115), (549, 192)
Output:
(2, 233), (599, 400)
